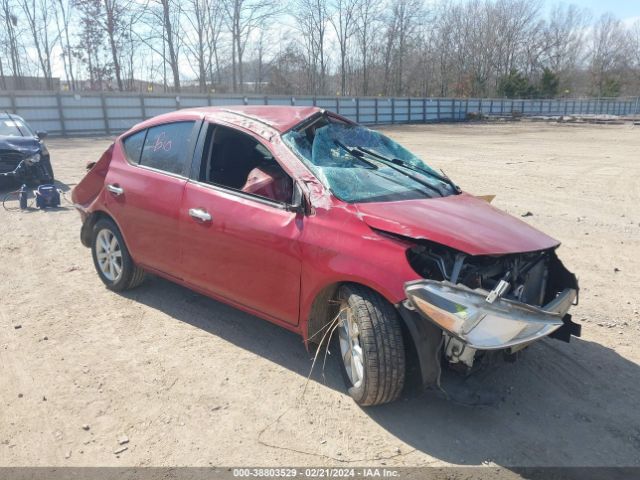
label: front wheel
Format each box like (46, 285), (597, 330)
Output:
(336, 284), (406, 406)
(42, 158), (55, 183)
(91, 218), (145, 291)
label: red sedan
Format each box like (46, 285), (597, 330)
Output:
(72, 106), (580, 406)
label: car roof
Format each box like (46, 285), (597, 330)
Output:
(0, 112), (25, 121)
(199, 105), (323, 133)
(134, 105), (324, 135)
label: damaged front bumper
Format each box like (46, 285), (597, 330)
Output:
(404, 280), (579, 351)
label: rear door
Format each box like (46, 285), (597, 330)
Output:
(179, 123), (302, 325)
(105, 120), (200, 276)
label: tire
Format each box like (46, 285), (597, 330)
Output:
(91, 218), (145, 291)
(43, 159), (55, 183)
(335, 284), (405, 406)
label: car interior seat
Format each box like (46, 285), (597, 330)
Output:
(210, 136), (261, 189)
(241, 164), (293, 203)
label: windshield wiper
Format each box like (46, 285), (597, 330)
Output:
(335, 140), (445, 197)
(333, 139), (379, 170)
(354, 146), (460, 194)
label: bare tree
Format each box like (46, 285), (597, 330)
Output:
(328, 0), (359, 95)
(383, 0), (425, 95)
(17, 0), (57, 89)
(74, 0), (112, 89)
(353, 0), (379, 95)
(159, 0), (181, 91)
(589, 14), (632, 96)
(1, 0), (25, 88)
(99, 0), (131, 91)
(293, 0), (330, 95)
(134, 0), (182, 91)
(206, 1), (225, 87)
(184, 0), (213, 92)
(54, 0), (77, 90)
(223, 0), (279, 93)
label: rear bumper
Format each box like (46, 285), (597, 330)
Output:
(404, 280), (579, 351)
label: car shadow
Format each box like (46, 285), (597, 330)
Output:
(121, 275), (640, 467)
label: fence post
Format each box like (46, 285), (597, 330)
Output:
(56, 92), (67, 137)
(100, 93), (111, 135)
(422, 98), (427, 123)
(407, 97), (411, 122)
(336, 97), (340, 114)
(436, 98), (441, 121)
(140, 94), (147, 120)
(9, 92), (17, 114)
(374, 98), (378, 124)
(391, 98), (395, 123)
(452, 98), (456, 120)
(313, 96), (317, 107)
(478, 98), (483, 115)
(465, 98), (469, 119)
(356, 97), (360, 123)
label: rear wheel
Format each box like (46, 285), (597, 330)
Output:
(91, 218), (145, 291)
(336, 284), (405, 406)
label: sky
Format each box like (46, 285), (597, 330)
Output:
(544, 0), (639, 21)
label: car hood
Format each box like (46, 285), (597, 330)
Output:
(0, 136), (40, 155)
(354, 193), (559, 255)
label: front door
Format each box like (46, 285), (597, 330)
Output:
(179, 124), (302, 325)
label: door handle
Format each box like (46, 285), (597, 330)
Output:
(107, 184), (124, 196)
(189, 208), (212, 222)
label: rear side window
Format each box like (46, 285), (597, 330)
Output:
(139, 121), (195, 175)
(122, 130), (146, 163)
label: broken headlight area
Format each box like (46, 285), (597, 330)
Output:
(404, 243), (579, 368)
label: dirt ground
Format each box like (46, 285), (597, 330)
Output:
(1, 122), (639, 469)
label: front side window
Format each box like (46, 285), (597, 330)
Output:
(283, 117), (458, 203)
(139, 121), (195, 175)
(199, 125), (294, 204)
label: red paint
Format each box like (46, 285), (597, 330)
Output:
(103, 143), (186, 275)
(72, 106), (563, 343)
(355, 193), (559, 255)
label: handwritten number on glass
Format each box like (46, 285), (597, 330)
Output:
(153, 132), (172, 152)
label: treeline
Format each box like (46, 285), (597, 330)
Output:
(1, 0), (639, 97)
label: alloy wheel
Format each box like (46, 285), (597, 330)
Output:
(337, 301), (365, 388)
(95, 228), (123, 283)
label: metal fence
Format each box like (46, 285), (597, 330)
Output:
(1, 91), (639, 137)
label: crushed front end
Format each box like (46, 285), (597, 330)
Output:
(403, 243), (580, 370)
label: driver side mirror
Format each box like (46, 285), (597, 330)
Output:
(37, 130), (48, 140)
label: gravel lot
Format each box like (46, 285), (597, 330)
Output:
(1, 122), (639, 468)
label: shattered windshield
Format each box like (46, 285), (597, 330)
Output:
(283, 120), (458, 203)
